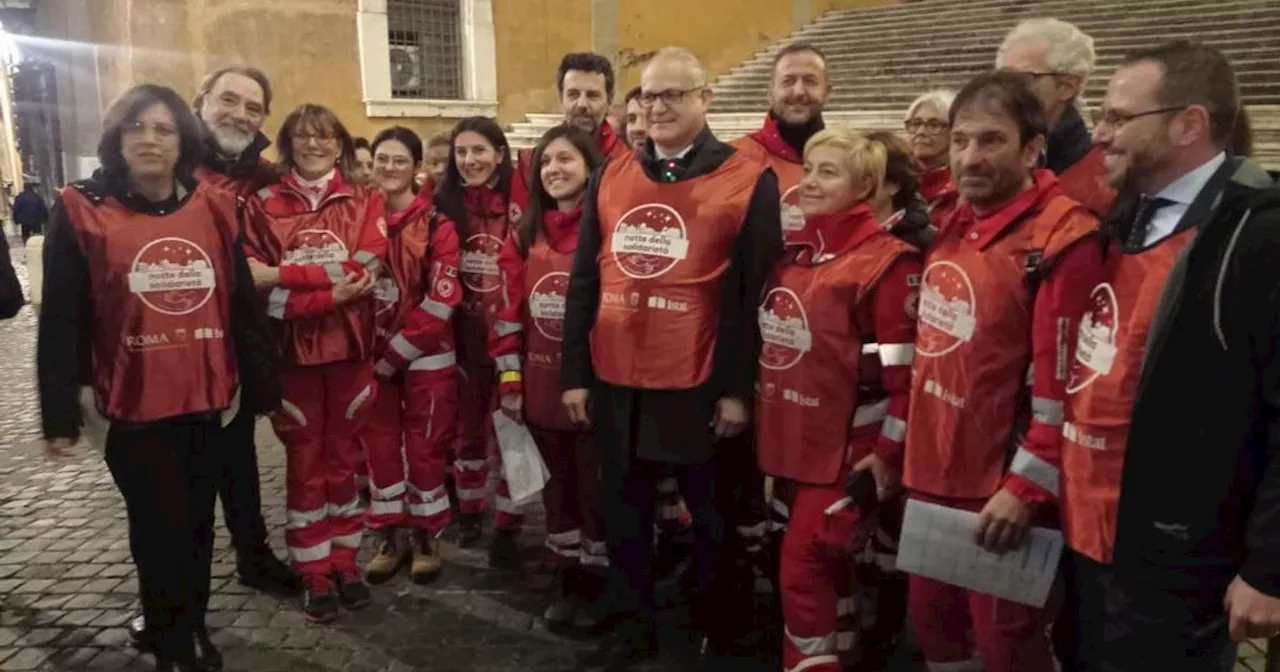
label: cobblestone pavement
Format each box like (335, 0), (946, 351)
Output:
(0, 239), (1270, 671)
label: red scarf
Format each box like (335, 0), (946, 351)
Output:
(387, 188), (434, 231)
(464, 184), (508, 219)
(919, 164), (957, 206)
(790, 203), (882, 264)
(542, 207), (582, 254)
(749, 114), (802, 163)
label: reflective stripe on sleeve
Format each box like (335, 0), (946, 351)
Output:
(390, 334), (425, 361)
(494, 319), (523, 337)
(877, 343), (916, 366)
(1032, 396), (1065, 426)
(1009, 446), (1061, 496)
(420, 297), (454, 320)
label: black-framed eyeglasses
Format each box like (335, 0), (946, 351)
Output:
(1092, 106), (1187, 130)
(905, 119), (949, 135)
(638, 86), (706, 108)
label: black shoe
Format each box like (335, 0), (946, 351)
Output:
(456, 513), (482, 547)
(302, 575), (340, 623)
(579, 622), (658, 672)
(127, 613), (154, 653)
(488, 529), (521, 570)
(237, 547), (303, 596)
(332, 567), (372, 611)
(193, 628), (223, 672)
(544, 566), (578, 633)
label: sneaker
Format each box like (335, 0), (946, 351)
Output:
(302, 574), (340, 623)
(333, 567), (372, 611)
(365, 528), (408, 585)
(488, 529), (521, 570)
(410, 530), (443, 584)
(456, 513), (482, 548)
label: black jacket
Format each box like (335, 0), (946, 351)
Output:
(1045, 105), (1093, 176)
(561, 126), (783, 466)
(1113, 157), (1280, 594)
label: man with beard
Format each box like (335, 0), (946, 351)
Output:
(997, 18), (1115, 216)
(562, 47), (782, 671)
(511, 52), (628, 221)
(1061, 41), (1280, 672)
(901, 71), (1103, 672)
(620, 87), (648, 150)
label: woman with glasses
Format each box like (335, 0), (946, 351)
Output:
(38, 84), (277, 671)
(903, 90), (958, 220)
(243, 103), (386, 623)
(361, 126), (462, 586)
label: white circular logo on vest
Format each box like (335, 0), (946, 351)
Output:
(128, 237), (217, 316)
(529, 271), (569, 341)
(611, 203), (690, 279)
(283, 229), (349, 264)
(758, 287), (812, 370)
(1067, 282), (1119, 394)
(460, 233), (504, 293)
(916, 260), (978, 358)
(780, 185), (806, 233)
(508, 202), (524, 226)
(372, 275), (399, 317)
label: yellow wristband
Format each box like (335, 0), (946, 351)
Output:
(499, 371), (522, 384)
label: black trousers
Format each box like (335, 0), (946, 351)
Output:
(105, 415), (220, 664)
(1100, 568), (1236, 672)
(601, 455), (725, 622)
(216, 409), (269, 558)
(1055, 550), (1111, 672)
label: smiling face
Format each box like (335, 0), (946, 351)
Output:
(799, 143), (868, 216)
(768, 50), (830, 125)
(561, 69), (610, 137)
(949, 98), (1042, 209)
(1094, 60), (1178, 194)
(373, 138), (417, 196)
(625, 97), (648, 148)
(453, 130), (504, 187)
(290, 121), (340, 180)
(539, 136), (589, 207)
(641, 57), (711, 150)
(199, 72), (266, 156)
(122, 102), (181, 182)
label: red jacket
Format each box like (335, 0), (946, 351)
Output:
(195, 159), (278, 199)
(730, 115), (806, 243)
(756, 204), (920, 485)
(244, 170), (388, 365)
(489, 207), (582, 430)
(372, 188), (462, 377)
(920, 164), (959, 225)
(904, 170), (1104, 503)
(1057, 146), (1117, 217)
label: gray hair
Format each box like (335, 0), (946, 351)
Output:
(905, 89), (956, 122)
(996, 18), (1096, 84)
(645, 47), (707, 87)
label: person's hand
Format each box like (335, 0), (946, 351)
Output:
(246, 258), (281, 289)
(851, 452), (900, 502)
(563, 388), (590, 426)
(44, 437), (75, 459)
(975, 488), (1032, 553)
(499, 393), (523, 424)
(712, 397), (748, 438)
(1225, 575), (1280, 641)
(332, 272), (375, 305)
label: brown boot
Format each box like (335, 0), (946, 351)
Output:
(410, 529), (443, 584)
(364, 527), (407, 585)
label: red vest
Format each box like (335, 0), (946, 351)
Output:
(756, 214), (915, 485)
(1062, 229), (1196, 562)
(522, 230), (577, 430)
(731, 125), (805, 244)
(195, 160), (278, 199)
(458, 186), (511, 366)
(63, 183), (239, 423)
(375, 190), (444, 354)
(1058, 146), (1117, 217)
(247, 185), (378, 366)
(590, 152), (763, 389)
(904, 177), (1098, 499)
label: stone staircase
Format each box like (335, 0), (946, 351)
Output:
(507, 0), (1280, 169)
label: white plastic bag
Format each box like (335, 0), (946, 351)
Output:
(492, 410), (550, 506)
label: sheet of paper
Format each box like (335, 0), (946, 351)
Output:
(895, 498), (1063, 608)
(491, 411), (550, 506)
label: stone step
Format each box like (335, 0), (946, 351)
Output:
(803, 0), (1279, 31)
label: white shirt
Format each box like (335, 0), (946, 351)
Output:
(654, 144), (694, 161)
(1143, 152), (1226, 247)
(291, 168), (336, 212)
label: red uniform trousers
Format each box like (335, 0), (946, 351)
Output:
(273, 361), (376, 578)
(362, 357), (459, 535)
(455, 361), (496, 517)
(777, 476), (869, 672)
(530, 427), (607, 568)
(906, 491), (1055, 672)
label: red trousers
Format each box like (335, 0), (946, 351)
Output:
(906, 492), (1055, 672)
(777, 478), (870, 672)
(273, 361), (375, 578)
(454, 362), (495, 517)
(362, 356), (458, 535)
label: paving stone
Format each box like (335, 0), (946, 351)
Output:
(0, 647), (49, 670)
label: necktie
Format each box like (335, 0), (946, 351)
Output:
(1126, 195), (1174, 250)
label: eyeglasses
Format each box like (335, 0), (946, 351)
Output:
(638, 87), (706, 108)
(905, 119), (949, 135)
(123, 120), (178, 138)
(374, 155), (415, 169)
(294, 131), (336, 145)
(1092, 106), (1187, 130)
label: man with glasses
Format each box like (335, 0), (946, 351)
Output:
(561, 46), (782, 671)
(1060, 40), (1280, 672)
(997, 18), (1115, 215)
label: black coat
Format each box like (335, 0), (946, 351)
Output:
(1113, 157), (1280, 595)
(561, 127), (783, 467)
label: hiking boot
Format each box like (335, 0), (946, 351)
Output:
(456, 512), (482, 547)
(333, 567), (372, 611)
(302, 574), (339, 623)
(364, 527), (408, 585)
(489, 529), (521, 570)
(544, 566), (578, 633)
(410, 529), (443, 584)
(236, 546), (303, 596)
